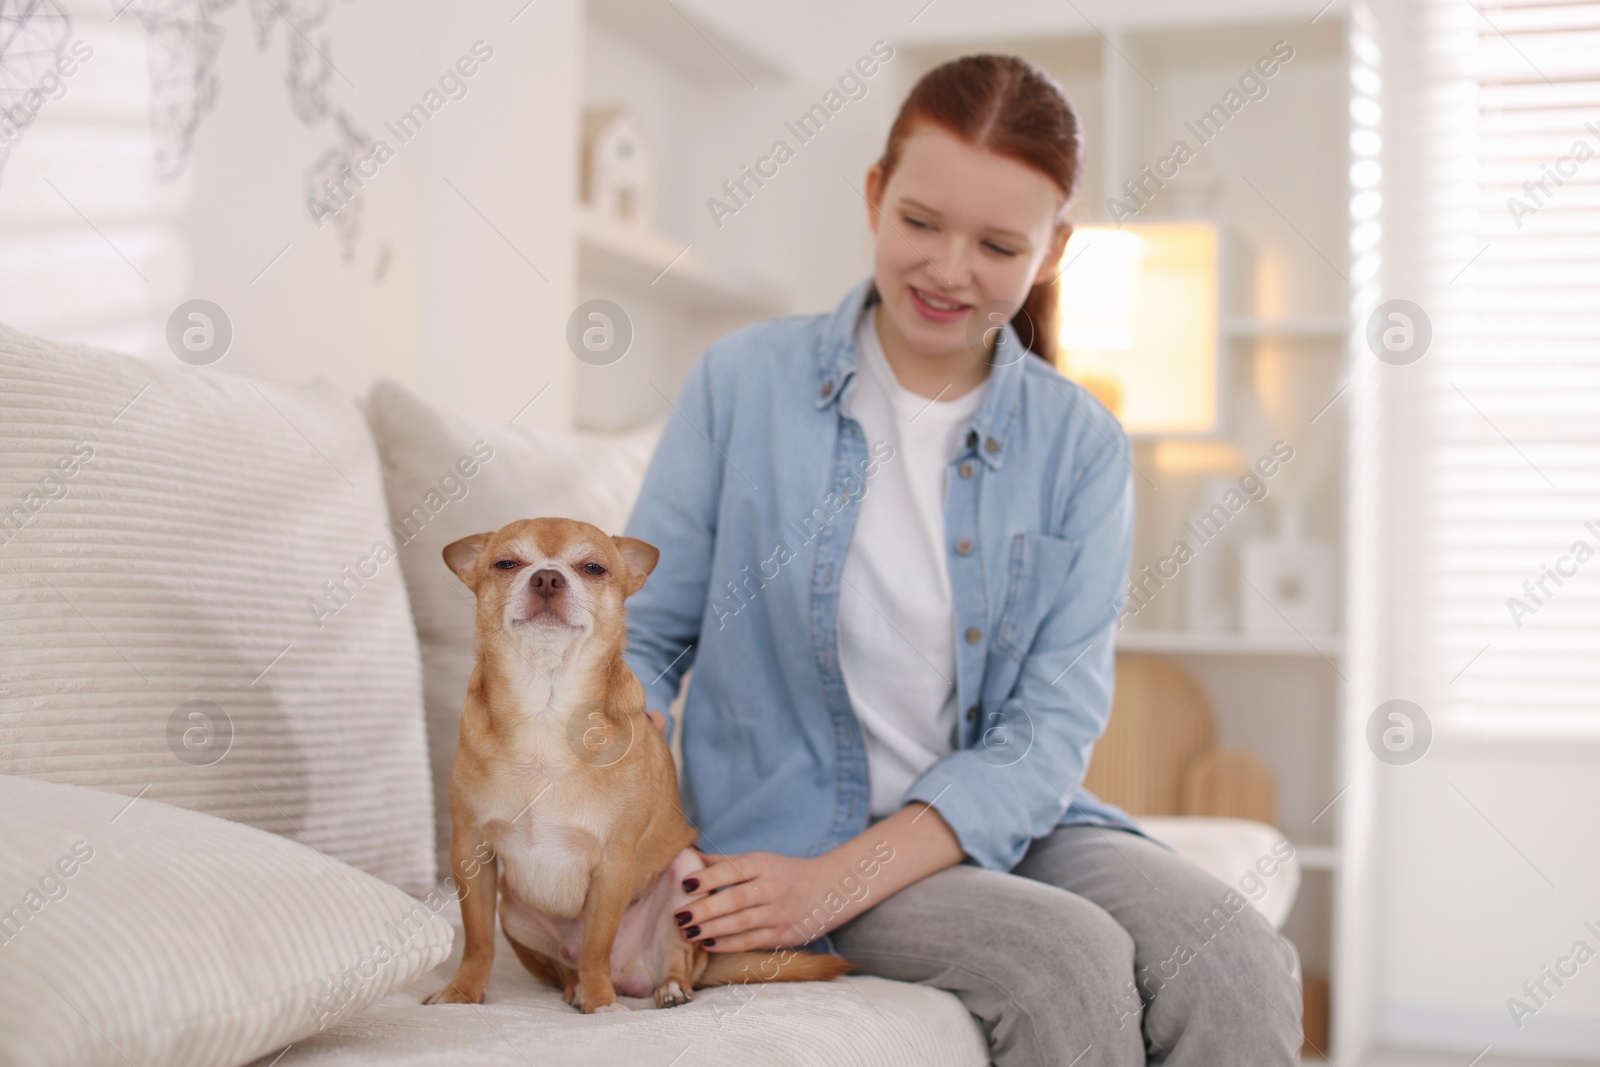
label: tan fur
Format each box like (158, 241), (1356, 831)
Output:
(422, 517), (853, 1014)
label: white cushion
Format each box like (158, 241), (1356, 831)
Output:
(362, 378), (662, 877)
(0, 323), (437, 896)
(1136, 816), (1302, 931)
(0, 774), (454, 1067)
(242, 894), (988, 1067)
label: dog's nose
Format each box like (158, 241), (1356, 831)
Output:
(528, 568), (565, 597)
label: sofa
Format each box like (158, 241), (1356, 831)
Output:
(0, 323), (1299, 1067)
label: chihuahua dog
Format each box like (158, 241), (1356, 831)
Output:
(424, 517), (853, 1013)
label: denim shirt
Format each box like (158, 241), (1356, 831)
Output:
(621, 276), (1140, 953)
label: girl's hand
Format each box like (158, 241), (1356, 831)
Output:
(647, 709), (667, 736)
(676, 851), (847, 953)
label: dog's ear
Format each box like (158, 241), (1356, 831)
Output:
(443, 532), (493, 590)
(611, 536), (659, 597)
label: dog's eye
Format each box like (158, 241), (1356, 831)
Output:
(493, 559), (519, 570)
(583, 562), (606, 576)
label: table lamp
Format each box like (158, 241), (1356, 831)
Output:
(1057, 222), (1223, 438)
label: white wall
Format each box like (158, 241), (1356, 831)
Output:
(0, 0), (582, 429)
(1378, 753), (1600, 1056)
(171, 0), (430, 397)
(420, 1), (582, 426)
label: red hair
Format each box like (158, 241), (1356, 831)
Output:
(875, 54), (1081, 364)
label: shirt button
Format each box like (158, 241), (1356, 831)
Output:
(959, 461), (974, 479)
(965, 626), (982, 644)
(985, 437), (1001, 454)
(966, 705), (979, 723)
(955, 538), (973, 555)
(821, 380), (834, 398)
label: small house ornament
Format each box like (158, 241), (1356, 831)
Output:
(581, 106), (657, 227)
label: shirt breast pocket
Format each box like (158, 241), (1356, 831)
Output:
(993, 532), (1083, 662)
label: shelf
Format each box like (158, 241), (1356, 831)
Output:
(1223, 316), (1346, 340)
(1115, 628), (1345, 658)
(576, 205), (785, 316)
(1292, 843), (1340, 871)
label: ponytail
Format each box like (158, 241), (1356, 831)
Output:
(1014, 273), (1062, 366)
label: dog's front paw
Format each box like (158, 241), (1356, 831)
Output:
(573, 980), (621, 1014)
(653, 979), (692, 1009)
(423, 982), (484, 1005)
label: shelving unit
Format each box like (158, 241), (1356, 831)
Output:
(575, 205), (784, 315)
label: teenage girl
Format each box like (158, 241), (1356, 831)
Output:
(622, 54), (1302, 1066)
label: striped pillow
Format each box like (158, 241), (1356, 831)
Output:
(0, 323), (436, 897)
(0, 774), (454, 1067)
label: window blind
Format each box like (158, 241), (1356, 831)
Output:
(1421, 0), (1600, 738)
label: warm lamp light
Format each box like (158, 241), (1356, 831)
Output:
(1057, 222), (1222, 437)
(1058, 229), (1146, 350)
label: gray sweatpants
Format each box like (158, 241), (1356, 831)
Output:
(826, 824), (1304, 1066)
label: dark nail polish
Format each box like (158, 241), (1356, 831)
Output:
(682, 877), (699, 892)
(684, 925), (700, 938)
(702, 938), (715, 947)
(675, 910), (691, 926)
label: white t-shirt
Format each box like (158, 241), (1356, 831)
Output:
(839, 304), (988, 818)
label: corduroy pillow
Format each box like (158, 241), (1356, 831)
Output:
(0, 323), (436, 897)
(0, 773), (454, 1067)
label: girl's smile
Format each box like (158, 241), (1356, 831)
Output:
(907, 284), (973, 323)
